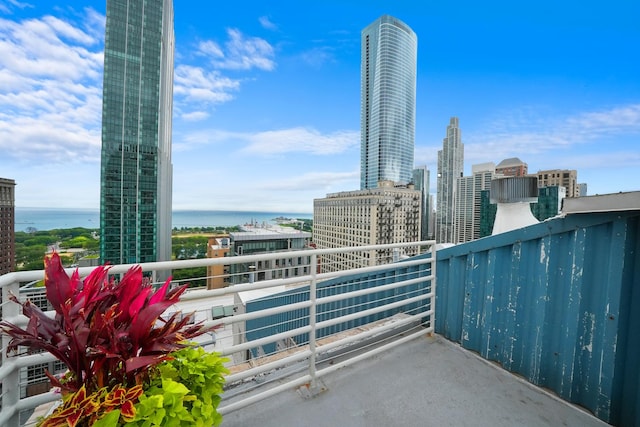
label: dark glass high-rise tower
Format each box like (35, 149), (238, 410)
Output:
(360, 15), (417, 190)
(100, 0), (174, 265)
(412, 166), (430, 241)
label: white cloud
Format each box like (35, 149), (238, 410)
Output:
(174, 126), (359, 156)
(0, 15), (103, 80)
(172, 128), (240, 152)
(0, 8), (276, 168)
(173, 65), (240, 103)
(464, 103), (640, 166)
(197, 40), (224, 58)
(81, 7), (106, 40)
(41, 15), (95, 44)
(172, 168), (358, 212)
(0, 10), (103, 164)
(415, 103), (640, 183)
(181, 111), (210, 122)
(256, 171), (359, 191)
(0, 0), (33, 14)
(564, 104), (640, 136)
(176, 29), (277, 112)
(258, 16), (277, 31)
(242, 127), (359, 155)
(199, 28), (275, 71)
(571, 150), (640, 170)
(8, 0), (32, 7)
(414, 145), (439, 166)
(299, 46), (335, 67)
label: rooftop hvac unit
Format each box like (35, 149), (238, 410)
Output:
(490, 176), (539, 235)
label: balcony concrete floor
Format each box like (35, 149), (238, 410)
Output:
(222, 334), (608, 427)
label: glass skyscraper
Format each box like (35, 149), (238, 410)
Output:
(360, 15), (417, 190)
(100, 0), (174, 265)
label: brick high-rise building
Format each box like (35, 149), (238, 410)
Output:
(313, 181), (421, 273)
(0, 178), (16, 275)
(495, 157), (528, 177)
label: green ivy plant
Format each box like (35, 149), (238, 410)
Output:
(129, 346), (228, 427)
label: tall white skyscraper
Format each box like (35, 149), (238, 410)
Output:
(436, 117), (464, 244)
(100, 0), (174, 265)
(360, 15), (417, 190)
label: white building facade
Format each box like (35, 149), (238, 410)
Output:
(454, 163), (497, 244)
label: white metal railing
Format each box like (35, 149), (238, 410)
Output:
(0, 241), (435, 426)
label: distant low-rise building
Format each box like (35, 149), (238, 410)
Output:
(578, 183), (588, 197)
(206, 235), (231, 289)
(313, 180), (421, 273)
(537, 169), (579, 197)
(78, 256), (101, 268)
(228, 226), (312, 285)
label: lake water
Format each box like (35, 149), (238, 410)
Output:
(14, 208), (312, 232)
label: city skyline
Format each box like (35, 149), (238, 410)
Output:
(0, 0), (639, 212)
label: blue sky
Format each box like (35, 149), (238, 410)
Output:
(1, 0), (639, 213)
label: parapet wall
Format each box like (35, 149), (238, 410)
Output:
(434, 209), (640, 426)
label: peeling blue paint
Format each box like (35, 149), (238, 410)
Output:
(434, 211), (640, 426)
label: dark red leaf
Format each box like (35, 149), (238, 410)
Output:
(44, 253), (73, 313)
(124, 354), (169, 373)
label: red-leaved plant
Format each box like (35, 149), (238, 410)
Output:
(0, 253), (213, 395)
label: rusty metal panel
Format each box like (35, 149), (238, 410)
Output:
(435, 211), (640, 426)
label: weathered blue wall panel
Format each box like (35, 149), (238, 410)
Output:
(612, 215), (640, 426)
(435, 256), (465, 343)
(435, 211), (640, 426)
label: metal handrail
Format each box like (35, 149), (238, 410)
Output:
(0, 241), (435, 427)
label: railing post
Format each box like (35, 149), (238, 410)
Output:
(430, 243), (437, 334)
(2, 275), (21, 427)
(308, 254), (318, 388)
